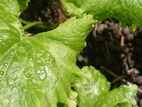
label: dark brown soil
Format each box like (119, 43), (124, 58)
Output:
(20, 0), (66, 33)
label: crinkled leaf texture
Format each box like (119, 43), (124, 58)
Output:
(75, 66), (137, 107)
(0, 11), (94, 106)
(0, 0), (30, 16)
(61, 0), (142, 28)
(0, 0), (137, 107)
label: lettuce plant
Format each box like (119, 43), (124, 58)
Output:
(0, 0), (137, 107)
(61, 0), (142, 29)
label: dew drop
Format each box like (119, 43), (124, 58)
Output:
(24, 70), (32, 78)
(0, 71), (4, 81)
(4, 63), (8, 67)
(36, 69), (47, 81)
(0, 70), (4, 79)
(8, 79), (16, 86)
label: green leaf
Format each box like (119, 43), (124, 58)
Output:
(0, 15), (94, 107)
(61, 0), (142, 28)
(34, 15), (94, 52)
(74, 66), (137, 107)
(0, 12), (24, 35)
(17, 0), (30, 11)
(95, 84), (137, 107)
(74, 66), (110, 107)
(0, 0), (30, 16)
(0, 0), (28, 34)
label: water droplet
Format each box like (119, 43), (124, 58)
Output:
(0, 71), (4, 81)
(36, 69), (47, 81)
(31, 63), (34, 67)
(37, 59), (42, 63)
(0, 63), (8, 70)
(8, 79), (16, 86)
(0, 71), (4, 77)
(37, 53), (43, 57)
(4, 63), (8, 67)
(46, 53), (50, 57)
(0, 65), (3, 69)
(24, 70), (32, 78)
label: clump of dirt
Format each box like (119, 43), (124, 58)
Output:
(77, 20), (124, 81)
(20, 0), (66, 33)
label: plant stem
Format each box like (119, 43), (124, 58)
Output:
(100, 66), (126, 84)
(23, 21), (43, 30)
(20, 18), (58, 31)
(20, 18), (31, 24)
(112, 75), (126, 84)
(100, 66), (118, 78)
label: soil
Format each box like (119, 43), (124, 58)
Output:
(20, 0), (66, 33)
(20, 0), (142, 106)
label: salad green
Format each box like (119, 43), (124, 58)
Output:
(61, 0), (142, 28)
(0, 0), (138, 107)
